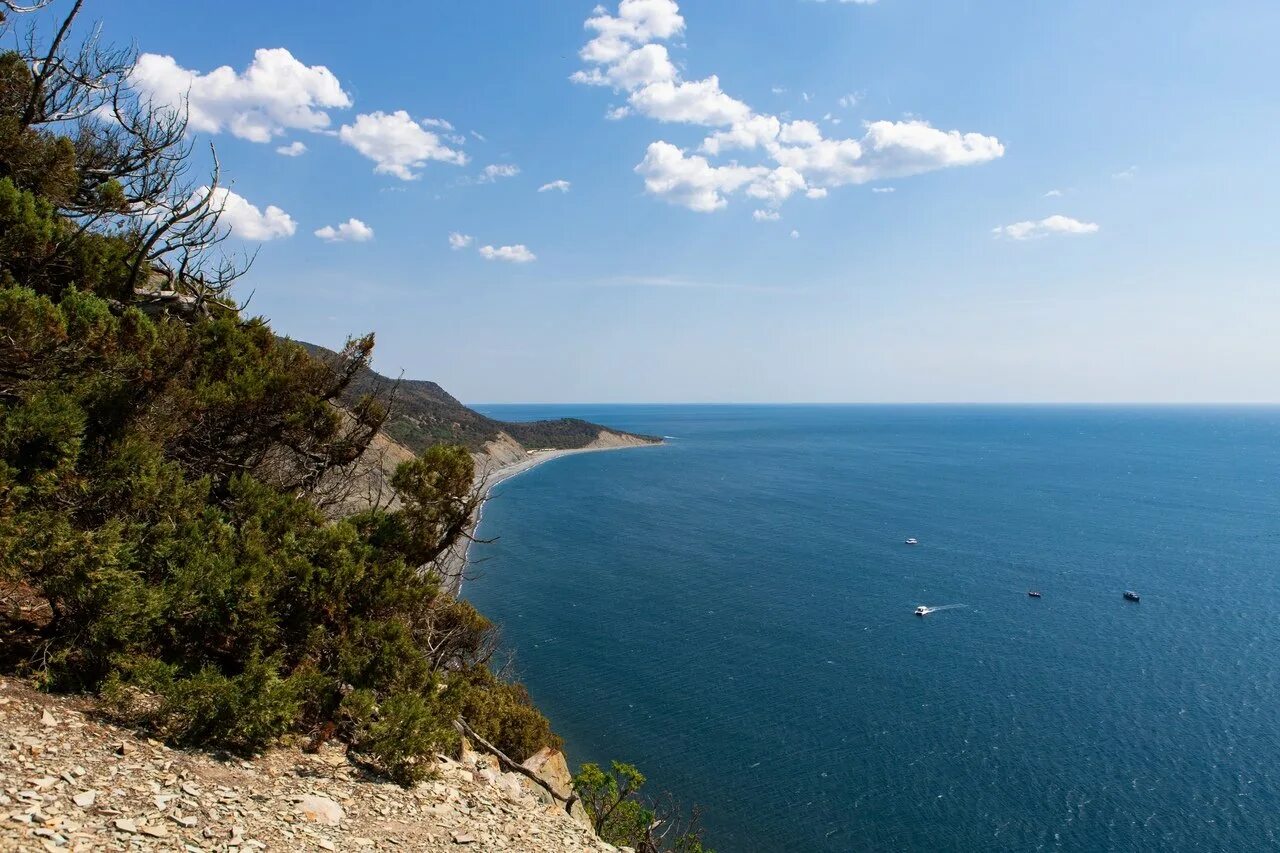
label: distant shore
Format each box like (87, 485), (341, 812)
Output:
(439, 437), (663, 596)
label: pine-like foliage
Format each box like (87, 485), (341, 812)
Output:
(0, 4), (558, 786)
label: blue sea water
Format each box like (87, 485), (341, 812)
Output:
(464, 406), (1280, 852)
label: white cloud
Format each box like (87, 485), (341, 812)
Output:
(132, 49), (351, 143)
(628, 77), (753, 127)
(538, 180), (572, 193)
(338, 110), (468, 180)
(856, 119), (1005, 179)
(1043, 189), (1063, 197)
(701, 114), (781, 156)
(744, 165), (807, 205)
(993, 215), (1099, 240)
(275, 141), (307, 156)
(421, 117), (455, 131)
(1113, 165), (1137, 180)
(579, 0), (686, 64)
(838, 92), (861, 109)
(194, 186), (295, 240)
(572, 42), (677, 89)
(871, 186), (895, 193)
(314, 218), (374, 242)
(574, 1), (1002, 211)
(629, 140), (788, 211)
(479, 164), (520, 183)
(479, 244), (536, 263)
(752, 209), (780, 221)
(790, 229), (800, 239)
(448, 232), (473, 250)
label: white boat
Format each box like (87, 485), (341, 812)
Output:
(914, 606), (928, 616)
(905, 537), (919, 545)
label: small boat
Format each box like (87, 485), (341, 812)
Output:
(914, 605), (928, 616)
(1123, 591), (1140, 602)
(905, 538), (919, 546)
(1027, 591), (1042, 598)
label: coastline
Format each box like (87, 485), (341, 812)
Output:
(437, 435), (663, 596)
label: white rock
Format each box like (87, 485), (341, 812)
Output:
(72, 790), (96, 808)
(295, 794), (345, 826)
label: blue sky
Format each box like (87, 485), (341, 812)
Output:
(94, 0), (1279, 402)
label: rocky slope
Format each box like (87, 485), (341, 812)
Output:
(0, 678), (619, 853)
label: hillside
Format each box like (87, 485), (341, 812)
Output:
(298, 342), (660, 454)
(0, 676), (618, 852)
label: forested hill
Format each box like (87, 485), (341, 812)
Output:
(298, 341), (660, 453)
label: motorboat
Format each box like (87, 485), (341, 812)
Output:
(1123, 591), (1140, 602)
(905, 538), (919, 546)
(1027, 591), (1042, 598)
(914, 605), (928, 616)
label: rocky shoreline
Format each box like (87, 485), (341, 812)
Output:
(0, 677), (620, 852)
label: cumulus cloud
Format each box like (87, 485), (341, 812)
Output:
(627, 77), (753, 126)
(573, 0), (1002, 211)
(993, 215), (1099, 240)
(479, 244), (536, 263)
(132, 49), (351, 143)
(790, 229), (800, 239)
(338, 110), (468, 180)
(752, 209), (780, 221)
(538, 180), (572, 193)
(1043, 189), (1063, 197)
(478, 164), (520, 183)
(275, 141), (307, 156)
(315, 218), (374, 242)
(448, 232), (473, 250)
(193, 187), (295, 240)
(578, 0), (686, 64)
(871, 186), (895, 193)
(635, 142), (768, 212)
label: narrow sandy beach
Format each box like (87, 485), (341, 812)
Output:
(438, 437), (663, 595)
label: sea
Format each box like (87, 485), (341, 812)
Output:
(464, 405), (1280, 852)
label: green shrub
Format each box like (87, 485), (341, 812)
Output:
(574, 761), (715, 853)
(350, 690), (460, 785)
(0, 6), (563, 790)
(461, 667), (562, 762)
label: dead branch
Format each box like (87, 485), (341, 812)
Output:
(454, 717), (579, 814)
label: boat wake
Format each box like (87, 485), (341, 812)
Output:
(917, 604), (966, 615)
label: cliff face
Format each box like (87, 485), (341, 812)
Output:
(0, 677), (616, 852)
(301, 339), (662, 518)
(296, 341), (661, 455)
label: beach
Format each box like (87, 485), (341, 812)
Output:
(437, 431), (662, 595)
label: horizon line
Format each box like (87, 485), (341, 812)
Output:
(466, 401), (1280, 408)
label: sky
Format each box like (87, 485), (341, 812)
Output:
(78, 0), (1280, 403)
